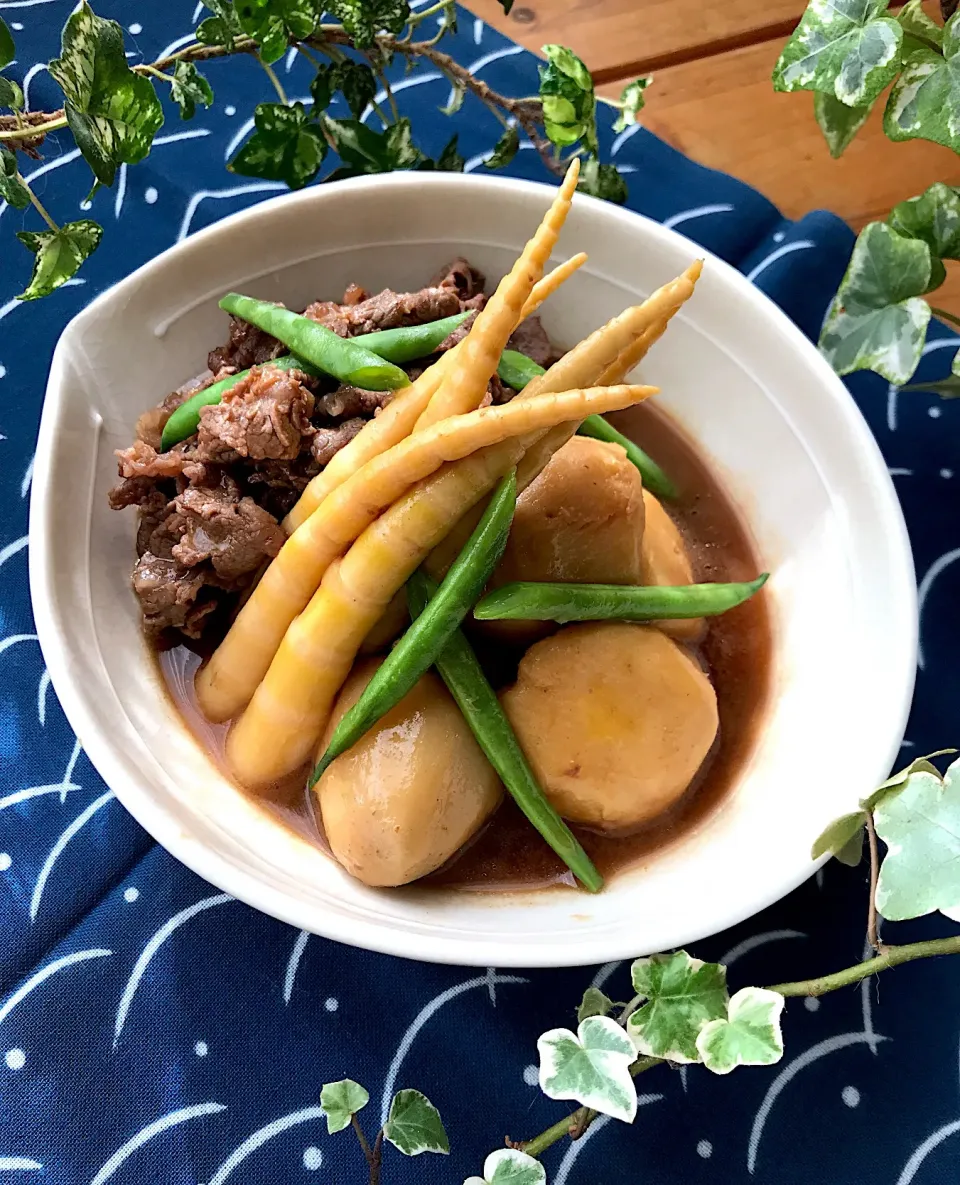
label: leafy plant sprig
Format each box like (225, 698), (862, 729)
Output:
(772, 0), (960, 387)
(0, 1), (648, 301)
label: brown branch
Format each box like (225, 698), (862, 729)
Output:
(865, 812), (883, 953)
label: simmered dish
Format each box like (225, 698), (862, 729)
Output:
(110, 161), (772, 894)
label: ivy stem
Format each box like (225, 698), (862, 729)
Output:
(0, 113), (68, 142)
(768, 935), (960, 996)
(21, 175), (58, 232)
(931, 306), (960, 329)
(136, 63), (172, 84)
(865, 812), (882, 952)
(351, 1114), (376, 1168)
(258, 54), (289, 104)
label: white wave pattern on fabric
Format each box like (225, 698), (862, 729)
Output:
(444, 45), (523, 109)
(37, 669), (51, 725)
(0, 279), (85, 323)
(747, 1032), (889, 1174)
(474, 16), (483, 44)
(0, 633), (38, 657)
(611, 121), (643, 156)
(0, 536), (28, 567)
(486, 966), (498, 1005)
(114, 163), (127, 220)
(89, 1103), (227, 1185)
(179, 182), (289, 242)
(720, 929), (807, 967)
(860, 938), (881, 1055)
(917, 547), (960, 671)
(21, 61), (47, 111)
(30, 790), (116, 921)
(886, 337), (959, 432)
(282, 930), (310, 1005)
(155, 31), (196, 62)
(0, 1159), (42, 1171)
(363, 72), (445, 124)
(554, 1095), (663, 1185)
(590, 960), (623, 991)
(114, 893), (235, 1045)
(20, 454), (33, 498)
(745, 241), (816, 284)
(895, 1119), (960, 1185)
(662, 203), (735, 231)
(0, 781), (81, 811)
(205, 1106), (325, 1185)
(0, 948), (112, 1025)
(154, 128), (212, 148)
(379, 973), (528, 1126)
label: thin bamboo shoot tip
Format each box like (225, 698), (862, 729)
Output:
(686, 259), (704, 282)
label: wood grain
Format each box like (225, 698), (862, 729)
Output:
(600, 40), (960, 312)
(462, 0), (806, 80)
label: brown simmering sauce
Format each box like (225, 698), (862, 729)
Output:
(157, 400), (773, 892)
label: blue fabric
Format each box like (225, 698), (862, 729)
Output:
(2, 3), (960, 1182)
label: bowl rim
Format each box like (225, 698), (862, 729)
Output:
(29, 170), (918, 967)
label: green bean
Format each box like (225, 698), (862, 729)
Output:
(160, 355), (319, 451)
(577, 414), (678, 500)
(407, 570), (603, 893)
(473, 574), (769, 624)
(219, 293), (411, 391)
(309, 471), (518, 786)
(497, 348), (547, 391)
(496, 347), (678, 499)
(357, 312), (470, 363)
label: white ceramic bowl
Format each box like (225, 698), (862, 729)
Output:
(30, 173), (917, 967)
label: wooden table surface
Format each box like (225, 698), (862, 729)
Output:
(465, 0), (960, 311)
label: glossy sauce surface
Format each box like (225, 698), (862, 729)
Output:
(158, 400), (773, 891)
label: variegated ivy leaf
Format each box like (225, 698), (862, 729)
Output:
(538, 1016), (638, 1123)
(811, 809), (868, 863)
(16, 219), (103, 301)
(196, 0), (243, 50)
(464, 1149), (547, 1185)
(626, 951), (728, 1063)
(0, 15), (13, 69)
(898, 0), (944, 47)
(772, 0), (903, 108)
(236, 0), (320, 66)
(577, 986), (615, 1023)
(875, 755), (960, 921)
(695, 988), (785, 1075)
(49, 2), (164, 188)
(230, 101), (326, 189)
(578, 158), (628, 204)
(864, 751), (953, 810)
(889, 183), (960, 262)
(613, 77), (650, 133)
(0, 75), (22, 111)
(483, 125), (519, 170)
(327, 0), (410, 50)
(813, 91), (873, 157)
(539, 43), (597, 154)
(170, 61), (214, 121)
(885, 12), (960, 150)
(383, 1089), (449, 1156)
(820, 221), (932, 383)
(319, 1078), (369, 1134)
(0, 144), (30, 210)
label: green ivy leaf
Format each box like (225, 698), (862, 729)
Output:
(884, 13), (960, 150)
(626, 951), (728, 1063)
(0, 75), (23, 111)
(383, 1089), (450, 1156)
(811, 809), (868, 862)
(322, 113), (422, 172)
(436, 132), (465, 171)
(578, 157), (628, 204)
(863, 750), (954, 810)
(441, 79), (466, 115)
(772, 0), (903, 107)
(899, 0), (944, 47)
(327, 0), (410, 49)
(170, 61), (214, 121)
(613, 77), (650, 133)
(0, 145), (29, 209)
(196, 0), (242, 49)
(16, 218), (103, 301)
(905, 354), (960, 395)
(483, 125), (519, 169)
(384, 117), (421, 167)
(814, 91), (873, 156)
(464, 1149), (546, 1185)
(874, 755), (960, 920)
(539, 43), (597, 153)
(888, 182), (960, 262)
(0, 15), (14, 69)
(49, 1), (164, 187)
(230, 100), (326, 188)
(819, 221), (932, 383)
(695, 987), (785, 1075)
(312, 59), (377, 119)
(577, 986), (615, 1023)
(319, 1078), (369, 1134)
(538, 1015), (638, 1122)
(236, 0), (319, 65)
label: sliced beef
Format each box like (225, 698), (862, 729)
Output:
(207, 314), (283, 374)
(135, 372), (217, 450)
(109, 474), (162, 512)
(310, 418), (366, 467)
(318, 385), (392, 420)
(507, 314), (562, 369)
(134, 489), (173, 555)
(133, 553), (214, 638)
(437, 310), (476, 353)
(115, 439), (207, 484)
(246, 455), (321, 520)
(342, 282), (369, 306)
(304, 286), (461, 336)
(432, 257), (486, 302)
(196, 363), (315, 462)
(171, 483), (285, 582)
